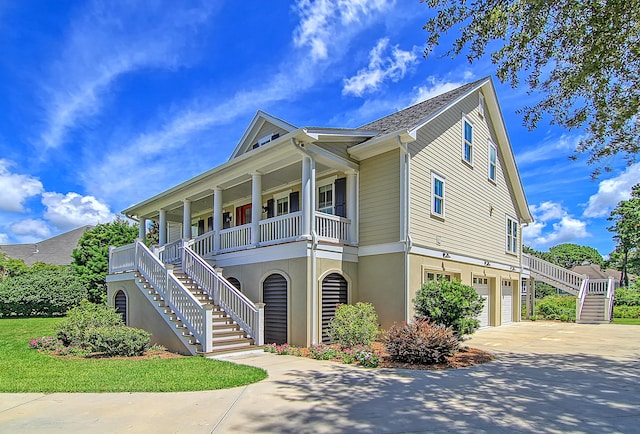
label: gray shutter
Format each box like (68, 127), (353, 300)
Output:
(267, 199), (275, 218)
(334, 177), (346, 218)
(263, 274), (288, 344)
(114, 290), (127, 324)
(289, 191), (299, 212)
(321, 273), (348, 343)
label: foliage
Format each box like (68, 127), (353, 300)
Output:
(263, 343), (303, 356)
(0, 265), (87, 317)
(613, 305), (640, 319)
(85, 326), (150, 356)
(547, 244), (604, 269)
(383, 320), (460, 365)
(614, 287), (640, 307)
(353, 348), (381, 368)
(0, 252), (28, 283)
(534, 282), (557, 299)
(327, 302), (379, 348)
(422, 0), (640, 172)
(413, 279), (484, 337)
(535, 295), (576, 321)
(1, 318), (267, 392)
(72, 218), (138, 303)
(309, 344), (339, 360)
(608, 184), (640, 287)
(57, 300), (124, 347)
(606, 249), (640, 285)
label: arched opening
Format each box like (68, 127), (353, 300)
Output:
(321, 273), (348, 343)
(263, 273), (288, 344)
(114, 290), (127, 324)
(227, 277), (241, 291)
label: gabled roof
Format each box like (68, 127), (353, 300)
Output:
(228, 111), (297, 160)
(0, 225), (93, 266)
(359, 77), (488, 135)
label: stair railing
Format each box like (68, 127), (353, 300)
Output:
(522, 253), (586, 294)
(134, 241), (213, 352)
(182, 245), (264, 345)
(576, 277), (590, 321)
(604, 277), (615, 322)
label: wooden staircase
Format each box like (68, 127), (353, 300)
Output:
(139, 270), (254, 354)
(577, 294), (608, 323)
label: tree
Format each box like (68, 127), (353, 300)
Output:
(422, 0), (640, 173)
(547, 243), (604, 269)
(72, 218), (138, 303)
(608, 184), (640, 287)
(0, 252), (28, 283)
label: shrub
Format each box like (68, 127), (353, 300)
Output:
(614, 287), (640, 307)
(309, 344), (339, 360)
(413, 279), (484, 337)
(57, 300), (123, 347)
(383, 320), (460, 365)
(0, 265), (87, 317)
(85, 326), (150, 356)
(613, 305), (640, 318)
(327, 302), (379, 348)
(536, 295), (576, 321)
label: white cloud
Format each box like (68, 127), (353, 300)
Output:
(516, 133), (582, 165)
(524, 201), (590, 247)
(9, 219), (52, 243)
(42, 192), (115, 230)
(39, 1), (214, 149)
(293, 0), (391, 62)
(0, 233), (9, 244)
(409, 75), (474, 106)
(343, 38), (418, 96)
(583, 163), (640, 218)
(0, 160), (44, 213)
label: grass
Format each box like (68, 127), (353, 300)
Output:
(612, 318), (640, 325)
(0, 317), (267, 392)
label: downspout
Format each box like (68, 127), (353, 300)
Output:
(398, 136), (412, 322)
(293, 139), (319, 345)
(520, 221), (528, 319)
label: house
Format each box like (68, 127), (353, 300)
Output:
(107, 76), (537, 355)
(0, 225), (93, 266)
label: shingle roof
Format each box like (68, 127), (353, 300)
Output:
(358, 77), (489, 135)
(0, 225), (93, 266)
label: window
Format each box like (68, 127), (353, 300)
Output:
(462, 117), (473, 164)
(425, 272), (453, 283)
(488, 141), (497, 182)
(478, 92), (485, 117)
(506, 217), (518, 254)
(318, 184), (333, 214)
(431, 173), (445, 218)
(276, 197), (289, 216)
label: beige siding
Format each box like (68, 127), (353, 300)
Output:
(409, 91), (521, 267)
(314, 142), (352, 161)
(359, 149), (400, 245)
(245, 122), (288, 154)
(358, 252), (406, 328)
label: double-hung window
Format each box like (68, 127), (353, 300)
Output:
(462, 117), (473, 165)
(318, 184), (333, 214)
(506, 217), (518, 254)
(488, 141), (497, 182)
(276, 197), (289, 216)
(431, 173), (445, 218)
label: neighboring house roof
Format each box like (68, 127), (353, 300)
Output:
(0, 225), (93, 266)
(571, 264), (625, 281)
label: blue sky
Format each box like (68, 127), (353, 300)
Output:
(0, 0), (637, 257)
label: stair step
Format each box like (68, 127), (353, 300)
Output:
(211, 338), (253, 351)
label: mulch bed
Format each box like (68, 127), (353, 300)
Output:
(371, 342), (494, 370)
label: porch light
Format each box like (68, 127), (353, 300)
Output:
(442, 252), (450, 258)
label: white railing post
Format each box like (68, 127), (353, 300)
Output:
(203, 304), (213, 352)
(108, 246), (114, 274)
(256, 302), (265, 346)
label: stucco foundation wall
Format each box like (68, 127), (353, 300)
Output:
(408, 253), (521, 326)
(107, 276), (192, 355)
(358, 252), (406, 329)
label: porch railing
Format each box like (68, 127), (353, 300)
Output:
(192, 231), (216, 257)
(259, 211), (302, 245)
(315, 212), (350, 243)
(156, 239), (183, 264)
(219, 224), (251, 252)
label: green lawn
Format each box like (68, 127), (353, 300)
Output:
(0, 317), (267, 392)
(612, 318), (640, 325)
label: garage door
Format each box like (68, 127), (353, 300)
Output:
(263, 274), (288, 344)
(501, 280), (513, 324)
(473, 277), (490, 327)
(321, 273), (348, 343)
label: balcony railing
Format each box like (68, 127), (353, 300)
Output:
(315, 212), (350, 243)
(259, 211), (302, 245)
(219, 224), (251, 252)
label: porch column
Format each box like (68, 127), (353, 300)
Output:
(251, 172), (262, 247)
(347, 170), (358, 244)
(158, 210), (167, 246)
(213, 188), (222, 252)
(138, 218), (146, 241)
(182, 199), (192, 239)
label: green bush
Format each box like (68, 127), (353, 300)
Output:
(85, 326), (150, 356)
(327, 302), (379, 348)
(57, 300), (124, 347)
(613, 305), (640, 318)
(413, 279), (484, 337)
(614, 287), (640, 307)
(0, 265), (87, 317)
(535, 295), (576, 321)
(309, 344), (339, 360)
(383, 320), (459, 365)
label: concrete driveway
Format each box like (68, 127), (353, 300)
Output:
(1, 322), (639, 433)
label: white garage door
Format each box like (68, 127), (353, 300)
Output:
(473, 277), (490, 327)
(502, 280), (513, 324)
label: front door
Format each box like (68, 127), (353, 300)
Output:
(235, 204), (252, 226)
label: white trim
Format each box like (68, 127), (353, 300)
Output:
(478, 91), (485, 118)
(409, 244), (522, 273)
(506, 215), (518, 255)
(462, 114), (474, 166)
(358, 242), (405, 256)
(214, 241), (308, 267)
(431, 172), (446, 219)
(488, 140), (498, 183)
